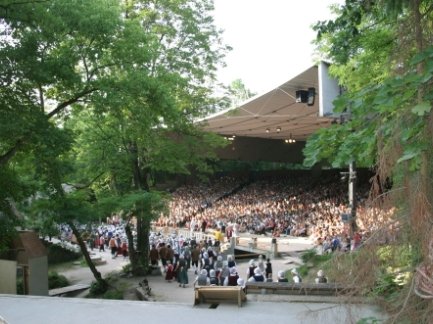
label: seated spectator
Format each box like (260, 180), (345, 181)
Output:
(246, 259), (256, 279)
(291, 268), (302, 283)
(227, 254), (236, 269)
(247, 267), (265, 283)
(209, 269), (219, 286)
(219, 263), (230, 287)
(315, 270), (328, 284)
(237, 278), (246, 292)
(194, 269), (210, 286)
(277, 270), (288, 282)
(224, 267), (239, 286)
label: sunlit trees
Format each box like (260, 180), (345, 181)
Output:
(1, 0), (229, 281)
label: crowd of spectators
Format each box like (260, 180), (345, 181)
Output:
(156, 172), (396, 252)
(56, 172), (396, 258)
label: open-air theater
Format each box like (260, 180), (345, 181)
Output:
(152, 61), (381, 261)
(0, 62), (389, 324)
(182, 61), (371, 235)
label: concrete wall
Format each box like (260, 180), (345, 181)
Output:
(215, 136), (306, 163)
(0, 260), (17, 294)
(28, 256), (48, 296)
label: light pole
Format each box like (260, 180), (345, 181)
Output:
(340, 160), (357, 236)
(348, 160), (357, 235)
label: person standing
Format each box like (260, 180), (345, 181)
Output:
(99, 235), (105, 252)
(121, 240), (128, 259)
(265, 258), (273, 281)
(183, 246), (191, 270)
(165, 260), (175, 282)
(201, 219), (207, 233)
(176, 255), (189, 288)
(191, 245), (200, 274)
(159, 243), (168, 267)
(166, 245), (175, 267)
(150, 244), (159, 267)
(109, 236), (117, 259)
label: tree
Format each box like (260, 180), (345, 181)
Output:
(60, 1), (230, 274)
(306, 0), (433, 320)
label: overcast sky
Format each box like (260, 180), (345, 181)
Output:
(213, 0), (344, 94)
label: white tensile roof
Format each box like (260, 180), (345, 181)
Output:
(198, 62), (339, 142)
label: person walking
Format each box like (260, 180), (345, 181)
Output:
(109, 236), (117, 259)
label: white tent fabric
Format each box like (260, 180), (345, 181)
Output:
(198, 63), (338, 142)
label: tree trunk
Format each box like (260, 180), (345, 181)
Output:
(125, 222), (141, 275)
(68, 222), (108, 290)
(136, 211), (150, 275)
(127, 140), (151, 275)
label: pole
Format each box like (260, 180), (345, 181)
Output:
(349, 160), (357, 235)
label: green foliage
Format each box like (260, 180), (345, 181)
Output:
(301, 248), (333, 265)
(0, 217), (18, 256)
(1, 0), (230, 289)
(16, 278), (24, 295)
(44, 241), (82, 265)
(299, 249), (333, 278)
(122, 263), (133, 275)
(88, 280), (108, 296)
(307, 2), (433, 173)
(301, 249), (319, 264)
(102, 290), (124, 300)
(370, 271), (402, 299)
(377, 244), (420, 268)
(48, 271), (70, 289)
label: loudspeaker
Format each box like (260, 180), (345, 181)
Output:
(307, 87), (315, 106)
(295, 90), (308, 103)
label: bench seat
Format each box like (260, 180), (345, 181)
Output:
(245, 282), (355, 296)
(49, 284), (90, 297)
(194, 285), (247, 307)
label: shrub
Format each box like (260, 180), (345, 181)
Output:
(102, 290), (123, 300)
(88, 280), (108, 296)
(16, 278), (24, 295)
(48, 271), (69, 289)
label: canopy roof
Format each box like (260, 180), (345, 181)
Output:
(199, 62), (339, 142)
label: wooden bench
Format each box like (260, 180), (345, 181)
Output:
(49, 284), (90, 297)
(194, 286), (247, 307)
(245, 282), (355, 296)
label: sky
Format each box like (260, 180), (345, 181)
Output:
(213, 0), (344, 94)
